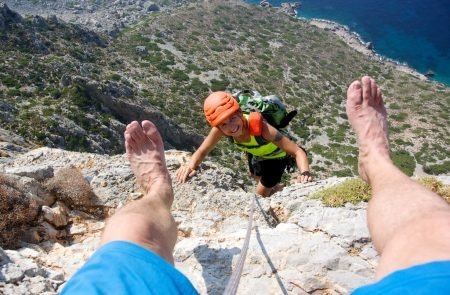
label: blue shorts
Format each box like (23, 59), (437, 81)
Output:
(352, 260), (450, 294)
(62, 241), (198, 295)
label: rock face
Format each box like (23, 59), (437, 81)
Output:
(0, 3), (23, 31)
(279, 2), (301, 17)
(3, 0), (170, 35)
(0, 147), (382, 294)
(71, 77), (203, 150)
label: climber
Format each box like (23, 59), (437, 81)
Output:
(348, 76), (450, 293)
(176, 91), (313, 197)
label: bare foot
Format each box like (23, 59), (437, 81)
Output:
(346, 76), (391, 182)
(124, 121), (173, 202)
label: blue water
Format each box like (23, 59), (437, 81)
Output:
(247, 0), (450, 86)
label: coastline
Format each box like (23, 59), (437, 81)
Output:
(302, 17), (429, 81)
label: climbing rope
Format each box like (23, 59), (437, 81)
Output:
(223, 195), (255, 295)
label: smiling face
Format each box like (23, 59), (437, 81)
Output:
(217, 111), (245, 137)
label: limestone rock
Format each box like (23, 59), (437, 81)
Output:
(0, 146), (390, 294)
(42, 203), (69, 228)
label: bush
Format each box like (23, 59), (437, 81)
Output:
(392, 150), (416, 176)
(45, 168), (96, 208)
(0, 174), (39, 249)
(1, 75), (20, 88)
(66, 84), (98, 109)
(171, 69), (189, 82)
(210, 79), (230, 91)
(311, 178), (371, 207)
(423, 161), (450, 175)
(391, 112), (408, 122)
(189, 78), (209, 95)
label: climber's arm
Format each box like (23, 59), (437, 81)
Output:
(176, 127), (224, 183)
(261, 122), (312, 183)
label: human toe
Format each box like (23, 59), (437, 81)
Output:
(361, 76), (373, 103)
(142, 120), (163, 146)
(374, 87), (383, 106)
(346, 80), (362, 112)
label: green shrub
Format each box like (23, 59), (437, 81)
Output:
(171, 70), (189, 82)
(391, 112), (408, 122)
(392, 150), (416, 176)
(1, 75), (20, 88)
(210, 79), (230, 91)
(107, 73), (122, 81)
(311, 178), (371, 207)
(334, 169), (353, 177)
(423, 161), (450, 175)
(189, 78), (209, 94)
(65, 84), (98, 109)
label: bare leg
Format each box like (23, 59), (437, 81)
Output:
(347, 76), (450, 279)
(255, 180), (273, 197)
(101, 121), (177, 264)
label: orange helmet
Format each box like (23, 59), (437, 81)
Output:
(203, 91), (240, 126)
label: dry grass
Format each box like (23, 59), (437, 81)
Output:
(0, 174), (39, 249)
(311, 178), (371, 207)
(313, 176), (450, 207)
(45, 167), (96, 208)
(418, 177), (450, 204)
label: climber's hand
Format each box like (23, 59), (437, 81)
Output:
(297, 171), (313, 183)
(176, 165), (197, 183)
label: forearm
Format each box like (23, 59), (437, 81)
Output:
(295, 149), (310, 173)
(187, 150), (207, 170)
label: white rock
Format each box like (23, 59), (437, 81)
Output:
(42, 203), (69, 228)
(68, 223), (87, 235)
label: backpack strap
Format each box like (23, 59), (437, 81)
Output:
(277, 110), (298, 129)
(248, 112), (262, 136)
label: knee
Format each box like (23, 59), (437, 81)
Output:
(256, 183), (272, 197)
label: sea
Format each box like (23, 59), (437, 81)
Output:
(247, 0), (450, 86)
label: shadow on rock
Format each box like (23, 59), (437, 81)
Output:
(193, 244), (240, 295)
(256, 226), (289, 295)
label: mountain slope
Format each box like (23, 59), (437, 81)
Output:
(0, 1), (448, 179)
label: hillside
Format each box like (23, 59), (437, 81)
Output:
(0, 1), (449, 180)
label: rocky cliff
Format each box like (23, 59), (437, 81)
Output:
(0, 147), (379, 295)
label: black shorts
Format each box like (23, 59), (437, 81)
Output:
(247, 154), (288, 188)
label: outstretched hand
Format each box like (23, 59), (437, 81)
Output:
(176, 165), (197, 183)
(297, 171), (313, 183)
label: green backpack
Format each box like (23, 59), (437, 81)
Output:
(232, 90), (297, 129)
(232, 90), (299, 173)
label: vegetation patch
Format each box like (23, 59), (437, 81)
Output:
(417, 177), (450, 204)
(311, 178), (371, 207)
(0, 174), (39, 249)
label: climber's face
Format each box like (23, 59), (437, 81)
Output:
(218, 111), (244, 137)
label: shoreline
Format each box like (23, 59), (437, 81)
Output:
(302, 17), (430, 81)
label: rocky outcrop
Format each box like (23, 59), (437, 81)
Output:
(72, 77), (203, 150)
(0, 128), (30, 160)
(279, 2), (301, 17)
(0, 147), (380, 294)
(0, 3), (23, 31)
(259, 0), (271, 8)
(3, 0), (168, 35)
(259, 1), (301, 17)
(0, 5), (105, 53)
